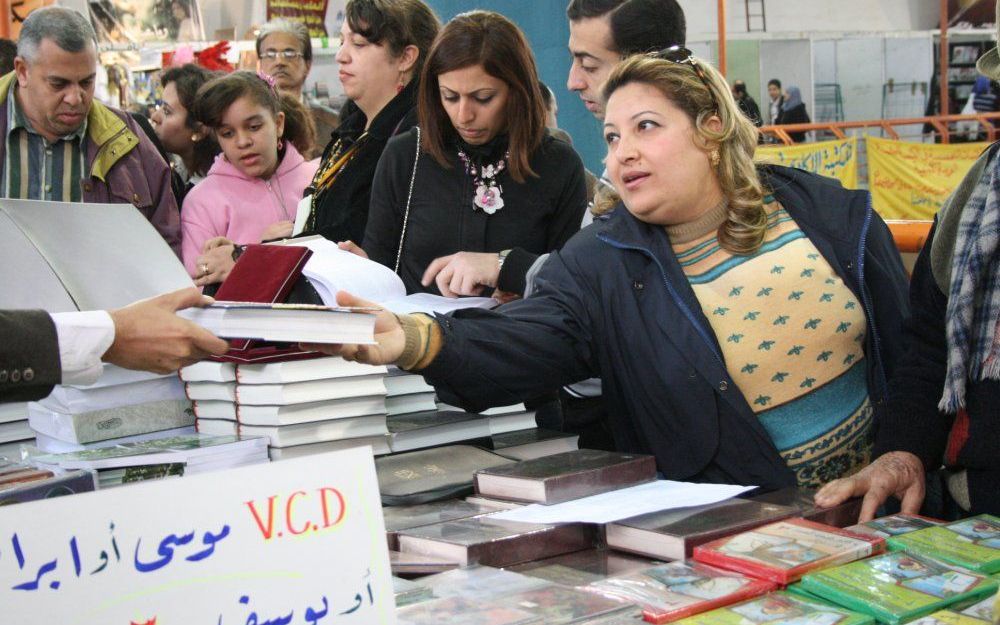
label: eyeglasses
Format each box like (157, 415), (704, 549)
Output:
(650, 45), (718, 111)
(260, 50), (305, 61)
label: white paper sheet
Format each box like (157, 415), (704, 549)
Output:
(489, 480), (757, 525)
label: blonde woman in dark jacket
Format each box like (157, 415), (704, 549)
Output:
(305, 51), (908, 492)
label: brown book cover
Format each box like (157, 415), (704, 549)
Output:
(473, 449), (656, 504)
(397, 515), (594, 568)
(383, 499), (497, 550)
(606, 499), (800, 560)
(745, 486), (863, 528)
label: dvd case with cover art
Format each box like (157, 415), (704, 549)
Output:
(418, 565), (550, 601)
(958, 595), (995, 621)
(798, 551), (998, 624)
(692, 518), (885, 584)
(888, 515), (1000, 574)
(505, 584), (640, 623)
(395, 595), (541, 625)
(845, 513), (945, 540)
(907, 610), (992, 624)
(671, 590), (875, 625)
(511, 548), (660, 588)
(584, 561), (776, 623)
(383, 499), (496, 549)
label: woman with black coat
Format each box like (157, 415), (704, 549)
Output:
(352, 11), (588, 297)
(776, 85), (811, 143)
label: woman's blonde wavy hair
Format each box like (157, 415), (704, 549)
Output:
(598, 53), (768, 255)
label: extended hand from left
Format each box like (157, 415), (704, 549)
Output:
(421, 252), (500, 297)
(104, 288), (230, 373)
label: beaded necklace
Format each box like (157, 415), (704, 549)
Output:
(305, 133), (370, 231)
(457, 148), (509, 215)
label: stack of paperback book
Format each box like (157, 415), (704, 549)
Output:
(28, 365), (193, 453)
(0, 402), (32, 459)
(32, 433), (269, 488)
(184, 356), (392, 460)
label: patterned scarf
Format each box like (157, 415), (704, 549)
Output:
(940, 156), (1000, 413)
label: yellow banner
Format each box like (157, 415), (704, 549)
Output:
(757, 138), (858, 189)
(866, 136), (989, 220)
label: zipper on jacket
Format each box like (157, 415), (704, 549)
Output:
(855, 193), (889, 401)
(597, 232), (726, 367)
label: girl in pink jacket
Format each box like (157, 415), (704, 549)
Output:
(181, 71), (319, 278)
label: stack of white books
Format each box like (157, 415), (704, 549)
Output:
(184, 356), (392, 460)
(385, 366), (437, 416)
(0, 402), (32, 460)
(437, 401), (538, 436)
(28, 365), (193, 453)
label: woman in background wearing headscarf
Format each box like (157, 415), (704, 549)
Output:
(776, 85), (810, 143)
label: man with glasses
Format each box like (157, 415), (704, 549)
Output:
(256, 19), (313, 99)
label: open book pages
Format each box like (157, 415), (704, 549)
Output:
(281, 237), (496, 314)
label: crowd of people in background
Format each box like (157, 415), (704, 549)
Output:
(2, 0), (999, 522)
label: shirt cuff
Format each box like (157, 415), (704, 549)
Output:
(50, 310), (116, 386)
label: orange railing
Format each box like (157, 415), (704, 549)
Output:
(761, 112), (1000, 145)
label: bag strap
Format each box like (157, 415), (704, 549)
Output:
(394, 126), (420, 275)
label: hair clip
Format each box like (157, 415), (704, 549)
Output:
(256, 71), (279, 97)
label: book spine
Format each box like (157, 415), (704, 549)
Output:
(470, 524), (595, 568)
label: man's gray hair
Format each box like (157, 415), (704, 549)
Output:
(17, 7), (97, 63)
(255, 19), (312, 63)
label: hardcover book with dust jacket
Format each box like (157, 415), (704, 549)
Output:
(473, 449), (656, 504)
(606, 498), (800, 560)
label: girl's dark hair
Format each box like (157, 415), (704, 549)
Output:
(417, 11), (546, 182)
(160, 63), (220, 176)
(346, 0), (439, 77)
(192, 70), (316, 159)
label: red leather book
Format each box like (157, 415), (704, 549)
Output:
(213, 244), (312, 352)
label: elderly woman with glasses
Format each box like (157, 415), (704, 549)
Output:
(305, 50), (909, 494)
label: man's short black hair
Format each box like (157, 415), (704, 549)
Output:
(566, 0), (686, 55)
(733, 80), (748, 96)
(566, 0), (625, 21)
(768, 78), (782, 89)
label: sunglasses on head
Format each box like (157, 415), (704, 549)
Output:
(649, 45), (718, 110)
